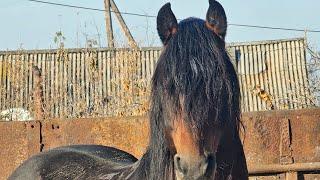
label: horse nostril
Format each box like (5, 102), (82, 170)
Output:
(174, 154), (216, 178)
(204, 154), (216, 176)
(200, 161), (209, 175)
(174, 155), (188, 175)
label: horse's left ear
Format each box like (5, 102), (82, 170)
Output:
(157, 3), (178, 45)
(206, 0), (227, 40)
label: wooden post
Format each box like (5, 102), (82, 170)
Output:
(285, 172), (298, 180)
(104, 0), (114, 48)
(32, 66), (45, 120)
(110, 0), (138, 49)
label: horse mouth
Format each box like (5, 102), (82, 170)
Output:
(174, 164), (216, 180)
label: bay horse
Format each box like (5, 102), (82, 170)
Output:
(9, 0), (248, 179)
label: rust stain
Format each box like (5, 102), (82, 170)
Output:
(41, 116), (149, 158)
(0, 121), (40, 179)
(279, 118), (293, 164)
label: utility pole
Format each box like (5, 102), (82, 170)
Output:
(109, 0), (138, 49)
(104, 0), (114, 48)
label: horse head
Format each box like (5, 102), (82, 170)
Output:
(152, 0), (240, 179)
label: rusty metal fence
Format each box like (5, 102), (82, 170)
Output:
(0, 38), (313, 119)
(0, 108), (319, 179)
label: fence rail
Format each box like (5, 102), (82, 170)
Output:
(0, 38), (313, 119)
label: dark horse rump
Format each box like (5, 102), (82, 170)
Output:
(9, 145), (137, 180)
(10, 0), (248, 179)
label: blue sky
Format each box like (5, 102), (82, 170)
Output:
(0, 0), (319, 51)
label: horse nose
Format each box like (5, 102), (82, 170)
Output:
(174, 155), (189, 175)
(174, 154), (216, 178)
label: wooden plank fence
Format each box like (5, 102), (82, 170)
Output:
(0, 38), (313, 119)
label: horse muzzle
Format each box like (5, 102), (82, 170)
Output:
(174, 153), (216, 180)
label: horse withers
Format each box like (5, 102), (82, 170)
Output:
(9, 0), (248, 179)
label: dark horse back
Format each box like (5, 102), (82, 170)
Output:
(9, 145), (138, 180)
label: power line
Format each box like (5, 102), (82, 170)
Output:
(27, 0), (320, 33)
(27, 0), (157, 18)
(229, 23), (320, 33)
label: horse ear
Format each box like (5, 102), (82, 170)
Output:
(206, 0), (227, 40)
(157, 3), (178, 45)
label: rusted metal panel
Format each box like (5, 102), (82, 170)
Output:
(240, 108), (320, 179)
(1, 108), (320, 179)
(41, 116), (149, 158)
(0, 121), (40, 179)
(243, 108), (320, 167)
(290, 111), (320, 163)
(242, 113), (281, 165)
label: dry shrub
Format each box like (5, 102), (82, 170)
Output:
(306, 46), (320, 106)
(108, 50), (150, 117)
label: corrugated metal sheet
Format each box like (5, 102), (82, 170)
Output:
(0, 38), (312, 118)
(229, 38), (312, 111)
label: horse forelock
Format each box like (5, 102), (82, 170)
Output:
(152, 18), (240, 137)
